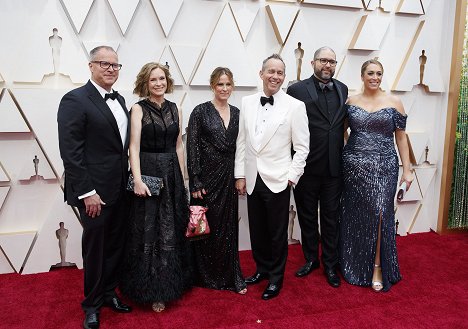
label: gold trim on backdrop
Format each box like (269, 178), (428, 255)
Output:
(437, 0), (468, 234)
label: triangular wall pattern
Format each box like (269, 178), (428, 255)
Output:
(396, 0), (424, 15)
(60, 0), (94, 33)
(302, 0), (363, 8)
(0, 186), (11, 210)
(349, 14), (391, 51)
(0, 89), (30, 133)
(0, 163), (10, 182)
(191, 5), (257, 87)
(22, 191), (83, 274)
(266, 4), (299, 45)
(159, 46), (185, 86)
(0, 248), (14, 274)
(107, 0), (140, 35)
(150, 0), (184, 37)
(0, 139), (57, 180)
(12, 89), (68, 177)
(229, 2), (259, 42)
(0, 231), (37, 272)
(170, 45), (202, 85)
(414, 166), (436, 198)
(366, 0), (399, 12)
(14, 0), (89, 83)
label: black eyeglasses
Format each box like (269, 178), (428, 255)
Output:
(315, 58), (338, 66)
(90, 61), (122, 71)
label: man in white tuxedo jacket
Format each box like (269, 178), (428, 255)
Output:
(235, 54), (309, 300)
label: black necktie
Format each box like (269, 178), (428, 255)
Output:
(318, 81), (334, 91)
(260, 95), (274, 106)
(104, 90), (119, 101)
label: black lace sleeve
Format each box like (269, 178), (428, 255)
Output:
(187, 105), (204, 192)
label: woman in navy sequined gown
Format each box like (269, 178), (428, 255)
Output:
(339, 60), (414, 292)
(120, 63), (193, 312)
(187, 67), (247, 294)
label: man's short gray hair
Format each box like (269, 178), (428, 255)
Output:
(89, 46), (117, 61)
(261, 53), (286, 72)
(313, 46), (335, 60)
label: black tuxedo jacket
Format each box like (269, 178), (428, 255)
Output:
(58, 80), (130, 207)
(287, 76), (348, 177)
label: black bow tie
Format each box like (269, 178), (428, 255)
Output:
(260, 95), (274, 106)
(318, 81), (334, 91)
(104, 90), (119, 101)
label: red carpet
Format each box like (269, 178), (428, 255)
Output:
(1, 232), (468, 329)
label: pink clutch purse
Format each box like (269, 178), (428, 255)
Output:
(185, 205), (210, 238)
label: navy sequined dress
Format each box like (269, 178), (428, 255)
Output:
(187, 101), (246, 293)
(120, 99), (193, 304)
(339, 105), (407, 291)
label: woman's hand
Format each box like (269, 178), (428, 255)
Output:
(134, 179), (152, 197)
(192, 188), (207, 199)
(399, 171), (414, 191)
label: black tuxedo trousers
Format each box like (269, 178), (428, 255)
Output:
(247, 175), (290, 285)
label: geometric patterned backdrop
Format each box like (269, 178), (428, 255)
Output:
(0, 0), (459, 274)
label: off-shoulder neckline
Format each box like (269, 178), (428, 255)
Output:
(349, 104), (407, 117)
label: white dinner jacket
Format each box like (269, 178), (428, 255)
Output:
(234, 89), (309, 195)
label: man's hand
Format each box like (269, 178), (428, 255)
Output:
(236, 178), (247, 196)
(84, 194), (106, 218)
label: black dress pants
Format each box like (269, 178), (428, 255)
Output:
(293, 175), (342, 270)
(247, 174), (290, 285)
(79, 193), (127, 314)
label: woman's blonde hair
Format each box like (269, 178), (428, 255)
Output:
(361, 59), (384, 76)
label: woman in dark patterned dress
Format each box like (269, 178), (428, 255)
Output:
(120, 63), (192, 312)
(187, 67), (247, 294)
(339, 60), (414, 292)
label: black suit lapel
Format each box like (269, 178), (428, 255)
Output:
(305, 77), (331, 123)
(85, 82), (124, 149)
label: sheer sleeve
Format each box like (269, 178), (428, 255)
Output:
(393, 109), (407, 131)
(187, 105), (204, 192)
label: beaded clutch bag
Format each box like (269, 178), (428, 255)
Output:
(126, 174), (164, 196)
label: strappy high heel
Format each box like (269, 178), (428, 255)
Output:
(372, 264), (383, 292)
(152, 302), (165, 312)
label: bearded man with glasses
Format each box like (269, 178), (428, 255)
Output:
(286, 46), (348, 288)
(58, 46), (132, 329)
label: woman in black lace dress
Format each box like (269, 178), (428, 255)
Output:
(187, 67), (247, 294)
(120, 63), (192, 312)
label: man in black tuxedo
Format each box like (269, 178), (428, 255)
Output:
(286, 46), (348, 288)
(58, 46), (131, 329)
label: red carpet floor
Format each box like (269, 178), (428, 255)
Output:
(1, 232), (467, 329)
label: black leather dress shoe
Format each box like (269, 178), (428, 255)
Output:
(325, 268), (341, 288)
(104, 297), (132, 313)
(83, 312), (99, 329)
(295, 261), (320, 277)
(261, 283), (282, 300)
(245, 272), (267, 285)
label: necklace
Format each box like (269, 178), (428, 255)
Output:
(148, 97), (164, 108)
(211, 101), (229, 112)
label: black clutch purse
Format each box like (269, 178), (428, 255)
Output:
(126, 174), (164, 196)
